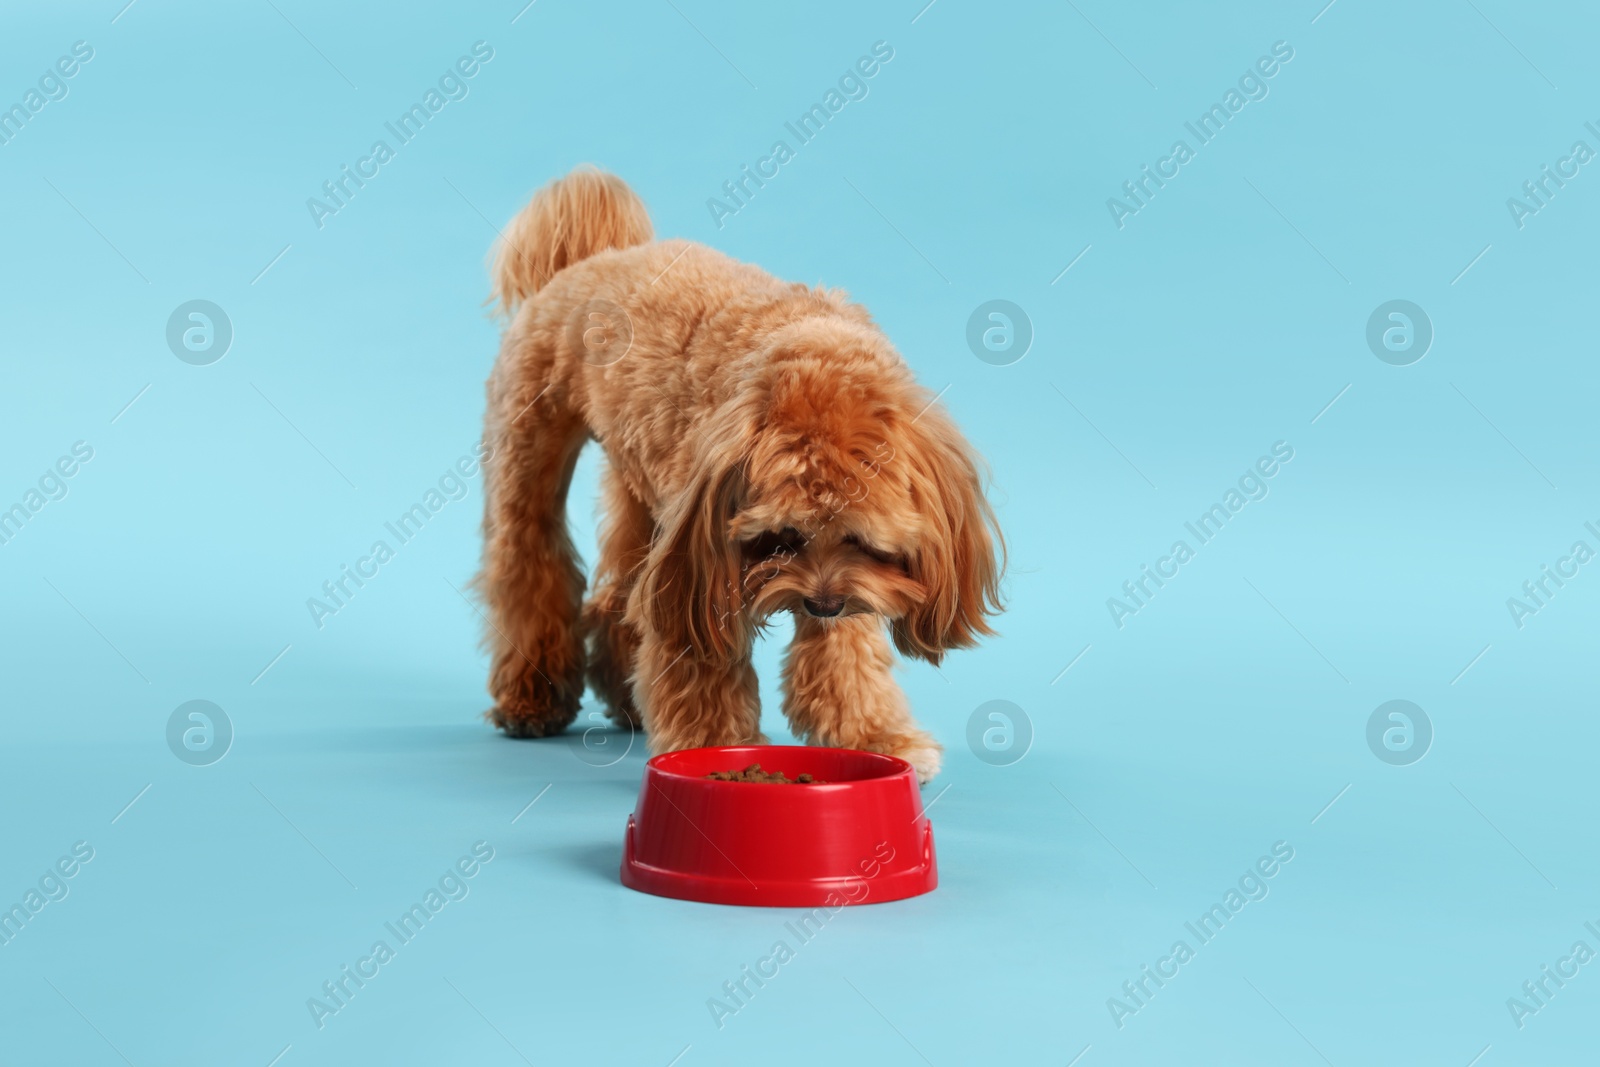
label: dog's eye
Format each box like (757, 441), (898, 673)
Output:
(845, 534), (907, 571)
(744, 527), (805, 559)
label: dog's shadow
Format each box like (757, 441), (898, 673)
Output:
(495, 722), (646, 888)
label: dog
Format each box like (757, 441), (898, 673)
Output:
(475, 166), (1002, 782)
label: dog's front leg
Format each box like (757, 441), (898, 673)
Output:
(780, 614), (942, 783)
(634, 631), (766, 753)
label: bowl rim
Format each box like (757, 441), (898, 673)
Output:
(644, 743), (915, 785)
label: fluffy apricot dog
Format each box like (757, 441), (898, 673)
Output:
(476, 166), (1002, 781)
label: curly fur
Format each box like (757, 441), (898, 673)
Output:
(476, 166), (1003, 781)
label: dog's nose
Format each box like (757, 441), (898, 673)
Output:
(802, 595), (845, 618)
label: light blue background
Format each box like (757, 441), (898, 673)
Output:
(2, 1), (1596, 1064)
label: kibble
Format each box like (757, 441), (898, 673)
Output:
(704, 763), (826, 784)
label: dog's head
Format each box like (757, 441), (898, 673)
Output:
(638, 321), (1004, 662)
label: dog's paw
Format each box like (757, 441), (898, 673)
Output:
(889, 736), (943, 785)
(487, 707), (565, 738)
(486, 689), (581, 738)
(599, 698), (644, 731)
(487, 661), (583, 739)
(648, 728), (769, 755)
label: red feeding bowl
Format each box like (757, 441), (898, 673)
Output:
(621, 745), (937, 907)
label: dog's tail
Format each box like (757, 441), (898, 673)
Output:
(491, 166), (653, 314)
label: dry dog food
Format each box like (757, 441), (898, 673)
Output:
(704, 763), (825, 784)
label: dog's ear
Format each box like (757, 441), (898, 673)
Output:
(640, 454), (747, 660)
(891, 418), (1005, 664)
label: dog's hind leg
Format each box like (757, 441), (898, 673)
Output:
(781, 615), (943, 783)
(479, 385), (589, 739)
(581, 464), (652, 729)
